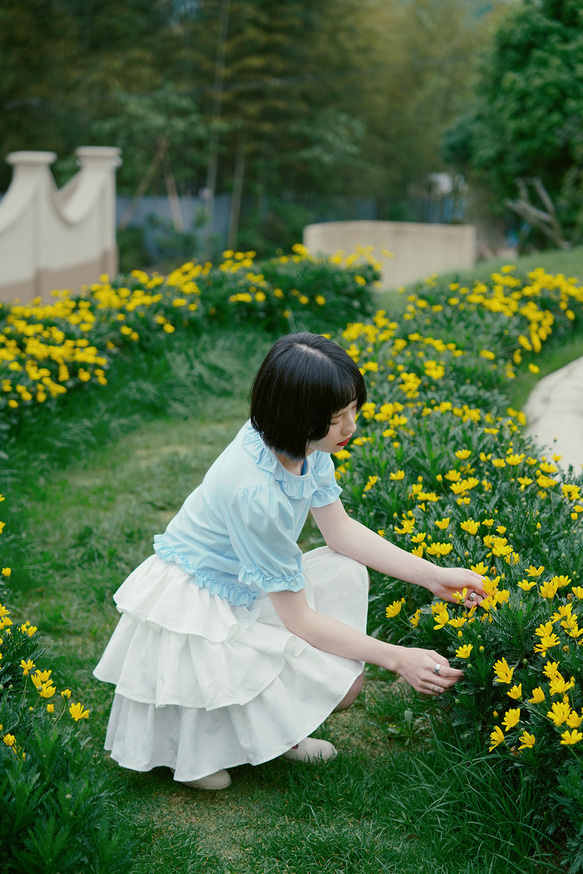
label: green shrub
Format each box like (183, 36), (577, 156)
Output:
(0, 244), (377, 448)
(0, 597), (132, 873)
(335, 266), (583, 864)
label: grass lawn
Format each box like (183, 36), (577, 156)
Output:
(5, 249), (579, 871)
(6, 393), (558, 873)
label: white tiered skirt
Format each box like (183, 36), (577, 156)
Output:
(94, 546), (369, 782)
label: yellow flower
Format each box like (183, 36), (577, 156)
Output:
(518, 579), (537, 591)
(395, 519), (416, 535)
(567, 710), (583, 729)
(386, 598), (405, 618)
(31, 669), (52, 690)
(455, 644), (473, 658)
(460, 520), (479, 535)
(547, 700), (571, 726)
(518, 731), (535, 750)
(432, 603), (450, 630)
(39, 683), (56, 699)
(534, 633), (561, 654)
(449, 617), (467, 629)
(363, 475), (378, 493)
(539, 580), (559, 599)
(502, 708), (520, 732)
(410, 609), (421, 628)
(535, 620), (557, 638)
(61, 689), (72, 699)
(528, 687), (545, 704)
(549, 675), (575, 696)
(471, 561), (489, 576)
(527, 566), (545, 577)
(455, 449), (471, 460)
(560, 730), (583, 745)
(507, 684), (522, 700)
(389, 470), (405, 481)
(425, 542), (453, 557)
(435, 518), (450, 530)
(543, 661), (561, 682)
(47, 703), (55, 713)
(69, 702), (90, 722)
(3, 734), (16, 747)
(450, 477), (479, 495)
(20, 659), (35, 676)
(539, 461), (558, 474)
(489, 726), (505, 751)
(493, 657), (514, 685)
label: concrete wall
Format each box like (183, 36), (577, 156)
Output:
(0, 147), (121, 303)
(303, 220), (476, 289)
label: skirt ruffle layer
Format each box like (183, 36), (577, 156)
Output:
(94, 546), (369, 781)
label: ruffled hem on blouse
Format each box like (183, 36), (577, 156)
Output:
(154, 540), (261, 607)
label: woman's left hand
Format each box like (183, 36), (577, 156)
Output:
(430, 567), (488, 609)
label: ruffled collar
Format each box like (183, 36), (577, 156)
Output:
(242, 421), (318, 499)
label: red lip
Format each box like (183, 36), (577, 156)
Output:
(337, 438), (351, 447)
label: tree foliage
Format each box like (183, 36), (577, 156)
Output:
(443, 0), (583, 240)
(0, 0), (497, 248)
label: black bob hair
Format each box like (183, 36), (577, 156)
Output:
(250, 332), (367, 460)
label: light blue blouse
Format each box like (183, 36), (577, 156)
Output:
(153, 421), (342, 607)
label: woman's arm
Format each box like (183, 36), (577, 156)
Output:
(311, 499), (487, 607)
(268, 587), (462, 695)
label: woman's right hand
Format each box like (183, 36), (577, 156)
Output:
(392, 646), (463, 696)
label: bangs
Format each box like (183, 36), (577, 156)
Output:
(305, 358), (366, 444)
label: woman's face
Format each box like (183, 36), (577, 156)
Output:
(307, 400), (358, 455)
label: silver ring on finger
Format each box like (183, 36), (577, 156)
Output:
(434, 663), (441, 676)
(469, 592), (476, 601)
(431, 683), (436, 692)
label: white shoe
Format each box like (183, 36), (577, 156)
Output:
(282, 737), (338, 763)
(179, 769), (232, 790)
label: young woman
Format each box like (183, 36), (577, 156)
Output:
(94, 332), (486, 790)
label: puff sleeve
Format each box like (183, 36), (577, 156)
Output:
(226, 485), (307, 594)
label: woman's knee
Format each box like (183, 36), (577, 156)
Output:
(334, 670), (365, 712)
